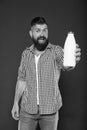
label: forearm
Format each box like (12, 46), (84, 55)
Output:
(14, 80), (26, 104)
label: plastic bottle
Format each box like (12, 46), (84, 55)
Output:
(63, 32), (76, 67)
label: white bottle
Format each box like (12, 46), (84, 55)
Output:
(63, 32), (76, 67)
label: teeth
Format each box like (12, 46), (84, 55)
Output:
(39, 39), (44, 40)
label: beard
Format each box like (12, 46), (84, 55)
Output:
(31, 36), (49, 51)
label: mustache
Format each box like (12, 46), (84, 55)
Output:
(37, 36), (46, 40)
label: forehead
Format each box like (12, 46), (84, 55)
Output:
(32, 24), (48, 30)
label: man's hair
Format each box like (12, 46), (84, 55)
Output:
(31, 17), (47, 27)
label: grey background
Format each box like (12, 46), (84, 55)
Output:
(0, 0), (86, 130)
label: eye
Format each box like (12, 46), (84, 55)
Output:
(35, 29), (40, 33)
(43, 29), (48, 33)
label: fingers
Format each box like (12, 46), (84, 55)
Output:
(12, 110), (19, 120)
(76, 43), (79, 48)
(76, 57), (81, 63)
(75, 44), (81, 52)
(15, 111), (19, 120)
(75, 51), (81, 57)
(75, 48), (81, 54)
(74, 44), (81, 63)
(75, 44), (81, 56)
(11, 105), (19, 120)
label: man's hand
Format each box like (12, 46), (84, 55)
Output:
(11, 102), (19, 120)
(75, 44), (81, 63)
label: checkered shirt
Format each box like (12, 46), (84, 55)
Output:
(17, 43), (64, 114)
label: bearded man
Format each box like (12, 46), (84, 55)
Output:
(11, 17), (81, 130)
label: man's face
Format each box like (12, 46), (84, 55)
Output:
(30, 24), (49, 51)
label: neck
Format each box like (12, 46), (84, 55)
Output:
(35, 49), (45, 56)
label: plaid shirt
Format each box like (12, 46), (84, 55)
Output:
(18, 43), (64, 114)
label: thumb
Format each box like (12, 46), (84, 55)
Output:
(16, 111), (19, 116)
(15, 107), (19, 117)
(14, 110), (19, 120)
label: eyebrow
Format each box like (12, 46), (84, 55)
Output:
(35, 27), (48, 30)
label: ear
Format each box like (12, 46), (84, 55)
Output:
(29, 30), (32, 38)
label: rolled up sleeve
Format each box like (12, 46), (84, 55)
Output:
(54, 45), (64, 70)
(17, 50), (27, 81)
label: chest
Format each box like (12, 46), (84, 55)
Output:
(29, 50), (55, 69)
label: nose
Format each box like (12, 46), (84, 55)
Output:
(40, 31), (44, 36)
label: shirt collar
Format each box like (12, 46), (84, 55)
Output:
(28, 43), (52, 54)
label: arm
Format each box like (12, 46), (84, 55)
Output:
(11, 80), (26, 120)
(13, 80), (26, 105)
(54, 44), (81, 71)
(12, 49), (28, 120)
(14, 49), (27, 103)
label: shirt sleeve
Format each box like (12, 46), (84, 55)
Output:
(54, 45), (64, 70)
(17, 50), (28, 81)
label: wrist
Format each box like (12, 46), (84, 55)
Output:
(14, 101), (19, 105)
